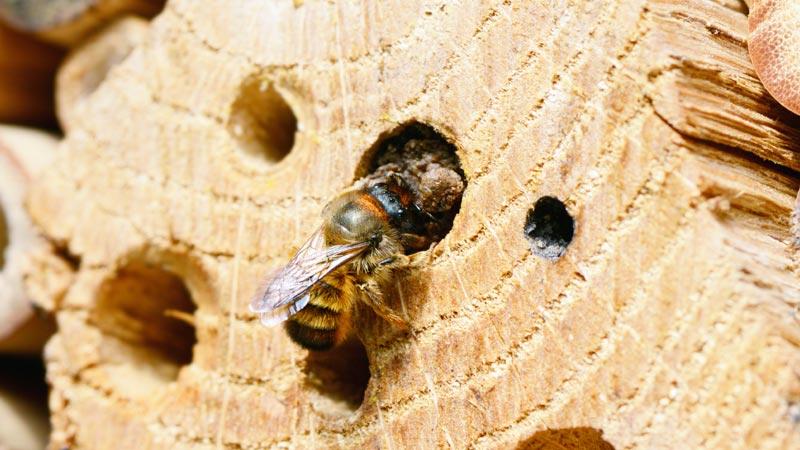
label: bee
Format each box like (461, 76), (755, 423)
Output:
(249, 176), (431, 350)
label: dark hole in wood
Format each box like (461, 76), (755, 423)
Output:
(524, 196), (574, 261)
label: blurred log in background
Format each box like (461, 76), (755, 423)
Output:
(0, 1), (164, 449)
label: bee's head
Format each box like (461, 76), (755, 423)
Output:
(368, 175), (430, 235)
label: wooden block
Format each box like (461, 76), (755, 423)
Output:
(24, 0), (800, 448)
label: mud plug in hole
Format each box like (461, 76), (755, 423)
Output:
(358, 120), (467, 253)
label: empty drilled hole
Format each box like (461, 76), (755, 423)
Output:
(228, 77), (298, 165)
(90, 263), (196, 390)
(0, 204), (7, 270)
(304, 337), (370, 416)
(524, 196), (575, 261)
(358, 120), (466, 252)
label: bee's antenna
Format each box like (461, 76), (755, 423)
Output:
(413, 203), (437, 223)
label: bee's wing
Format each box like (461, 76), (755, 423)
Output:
(249, 226), (370, 326)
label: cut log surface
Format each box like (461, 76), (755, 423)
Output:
(25, 0), (800, 449)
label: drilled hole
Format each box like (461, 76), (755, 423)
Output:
(304, 337), (370, 416)
(524, 196), (574, 261)
(516, 427), (615, 450)
(0, 204), (7, 270)
(90, 263), (196, 393)
(358, 120), (467, 252)
(228, 77), (297, 165)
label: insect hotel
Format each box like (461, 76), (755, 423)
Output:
(0, 0), (797, 449)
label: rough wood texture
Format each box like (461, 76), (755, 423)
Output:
(25, 0), (800, 449)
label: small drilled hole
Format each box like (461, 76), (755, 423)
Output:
(90, 263), (196, 392)
(228, 77), (298, 165)
(0, 205), (8, 270)
(524, 196), (575, 261)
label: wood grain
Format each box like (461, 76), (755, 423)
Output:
(25, 0), (799, 448)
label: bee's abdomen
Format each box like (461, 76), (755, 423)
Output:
(285, 304), (346, 351)
(285, 275), (354, 351)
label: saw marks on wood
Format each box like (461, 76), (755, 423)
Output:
(24, 0), (800, 448)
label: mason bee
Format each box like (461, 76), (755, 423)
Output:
(249, 176), (431, 350)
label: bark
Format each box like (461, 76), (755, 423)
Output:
(25, 0), (800, 449)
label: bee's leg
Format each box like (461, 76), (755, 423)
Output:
(400, 233), (428, 249)
(378, 254), (410, 267)
(356, 279), (408, 329)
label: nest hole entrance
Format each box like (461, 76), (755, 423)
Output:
(357, 121), (466, 252)
(0, 205), (7, 270)
(228, 77), (297, 165)
(303, 337), (370, 416)
(525, 196), (575, 261)
(90, 263), (196, 395)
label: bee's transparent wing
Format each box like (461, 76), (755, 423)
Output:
(249, 226), (370, 326)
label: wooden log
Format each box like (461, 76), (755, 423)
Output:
(56, 16), (149, 131)
(0, 125), (60, 355)
(24, 0), (800, 449)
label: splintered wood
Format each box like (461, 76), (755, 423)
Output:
(25, 0), (800, 449)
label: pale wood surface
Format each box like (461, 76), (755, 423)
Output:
(25, 0), (800, 449)
(0, 125), (59, 353)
